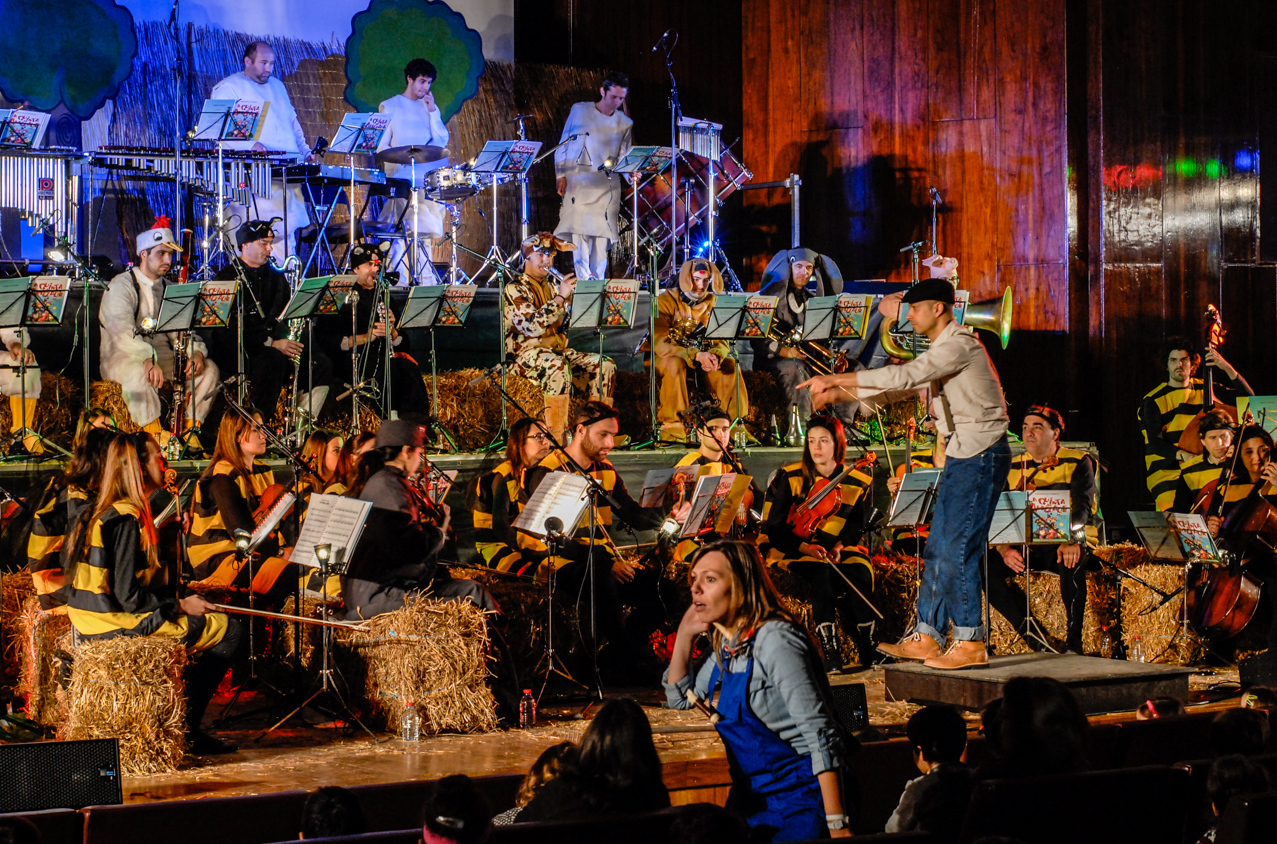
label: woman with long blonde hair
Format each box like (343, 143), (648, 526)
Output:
(665, 539), (853, 841)
(63, 432), (242, 754)
(186, 409), (297, 603)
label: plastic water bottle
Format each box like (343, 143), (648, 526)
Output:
(1129, 636), (1145, 663)
(1099, 625), (1114, 659)
(519, 689), (537, 729)
(400, 701), (420, 742)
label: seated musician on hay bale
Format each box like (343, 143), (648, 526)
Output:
(504, 232), (616, 440)
(63, 431), (243, 754)
(985, 405), (1100, 656)
(1, 323), (45, 455)
(186, 410), (304, 606)
(470, 416), (554, 575)
(341, 419), (497, 620)
(652, 260), (749, 442)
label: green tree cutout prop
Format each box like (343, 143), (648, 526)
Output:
(0, 0), (137, 119)
(345, 0), (485, 123)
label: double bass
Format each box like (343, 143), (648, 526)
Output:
(1178, 305), (1238, 456)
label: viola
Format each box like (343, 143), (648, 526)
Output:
(790, 451), (878, 540)
(1178, 305), (1239, 455)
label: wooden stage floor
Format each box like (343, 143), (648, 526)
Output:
(118, 662), (1245, 805)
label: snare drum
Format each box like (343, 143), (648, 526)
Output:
(425, 167), (482, 201)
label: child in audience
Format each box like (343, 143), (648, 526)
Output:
(1209, 708), (1271, 757)
(518, 698), (669, 822)
(422, 775), (492, 844)
(1136, 696), (1187, 720)
(977, 677), (1089, 779)
(1195, 755), (1273, 844)
(300, 786), (365, 839)
(886, 706), (977, 842)
(492, 741), (578, 825)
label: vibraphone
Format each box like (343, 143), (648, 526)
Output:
(0, 147), (86, 248)
(89, 145), (294, 204)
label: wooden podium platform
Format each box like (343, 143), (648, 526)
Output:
(883, 653), (1192, 715)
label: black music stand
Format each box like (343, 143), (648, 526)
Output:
(887, 468), (940, 633)
(281, 274), (352, 437)
(568, 279), (640, 399)
(986, 491), (1070, 653)
(400, 285), (475, 451)
(705, 293), (779, 430)
(330, 113), (389, 273)
(0, 276), (70, 458)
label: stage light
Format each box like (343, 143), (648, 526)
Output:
(1234, 149), (1255, 172)
(47, 247), (66, 262)
(1175, 158), (1199, 178)
(1205, 159), (1222, 179)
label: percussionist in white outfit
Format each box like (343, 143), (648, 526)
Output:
(210, 41), (313, 260)
(100, 220), (220, 451)
(375, 58), (450, 284)
(554, 71), (632, 280)
(0, 327), (43, 454)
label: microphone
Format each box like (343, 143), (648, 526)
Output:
(652, 29), (673, 51)
(506, 114), (530, 124)
(217, 374), (241, 391)
(467, 357), (513, 387)
(334, 379), (375, 402)
(898, 241), (927, 253)
(929, 185), (942, 204)
(544, 517), (564, 538)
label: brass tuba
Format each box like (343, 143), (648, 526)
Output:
(881, 287), (1013, 360)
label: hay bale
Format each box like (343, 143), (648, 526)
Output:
(62, 638), (187, 775)
(2, 572), (36, 693)
(277, 595), (325, 671)
(90, 381), (141, 432)
(17, 597), (70, 725)
(342, 598), (497, 735)
(0, 373), (81, 453)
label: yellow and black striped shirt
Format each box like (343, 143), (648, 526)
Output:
(26, 484), (89, 613)
(66, 500), (226, 649)
(471, 459), (545, 574)
(1138, 376), (1251, 510)
(1005, 447), (1100, 546)
(671, 451), (732, 563)
(760, 461), (874, 572)
(1173, 454), (1230, 514)
(188, 460), (282, 590)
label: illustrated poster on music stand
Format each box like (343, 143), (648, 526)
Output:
(1238, 397), (1277, 440)
(610, 145), (673, 176)
(0, 109), (51, 149)
(330, 113), (391, 156)
(399, 285), (477, 330)
(568, 280), (641, 330)
(196, 280), (238, 328)
(639, 464), (703, 509)
(193, 98), (270, 143)
(281, 275), (357, 321)
(703, 294), (779, 341)
(514, 471), (591, 538)
(680, 473), (752, 538)
(887, 469), (942, 528)
(804, 294), (875, 343)
(24, 276), (70, 325)
(1028, 491), (1072, 543)
(1166, 512), (1223, 563)
(472, 140), (542, 175)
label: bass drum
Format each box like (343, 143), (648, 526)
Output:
(624, 148), (752, 242)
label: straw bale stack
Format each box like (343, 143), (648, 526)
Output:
(61, 637), (188, 775)
(16, 596), (70, 725)
(342, 598), (497, 735)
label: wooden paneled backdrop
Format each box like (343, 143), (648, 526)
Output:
(520, 0), (1277, 516)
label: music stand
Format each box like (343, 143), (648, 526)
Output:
(514, 471), (592, 694)
(702, 293), (779, 429)
(986, 491), (1074, 652)
(330, 113), (390, 272)
(281, 274), (353, 436)
(613, 146), (675, 275)
(804, 293), (875, 345)
(192, 98), (264, 266)
(887, 469), (940, 630)
(400, 285), (477, 450)
(471, 140), (542, 286)
(568, 279), (640, 399)
(0, 277), (70, 457)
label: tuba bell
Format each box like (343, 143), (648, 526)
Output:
(880, 287), (1013, 360)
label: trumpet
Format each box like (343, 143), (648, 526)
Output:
(666, 315), (709, 351)
(766, 323), (849, 376)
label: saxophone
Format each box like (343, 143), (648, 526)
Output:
(166, 228), (196, 460)
(275, 256), (309, 434)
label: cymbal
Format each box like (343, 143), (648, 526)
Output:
(376, 144), (447, 165)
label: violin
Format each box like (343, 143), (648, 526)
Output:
(1178, 305), (1239, 456)
(790, 451), (878, 540)
(1020, 454), (1061, 491)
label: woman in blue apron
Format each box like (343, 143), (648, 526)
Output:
(665, 539), (854, 840)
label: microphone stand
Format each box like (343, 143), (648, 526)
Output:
(474, 367), (630, 700)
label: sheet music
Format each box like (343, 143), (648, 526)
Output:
(886, 469), (941, 527)
(292, 494), (374, 570)
(1166, 512), (1222, 563)
(514, 471), (590, 537)
(251, 491), (296, 550)
(27, 276), (70, 325)
(681, 474), (737, 539)
(987, 491), (1029, 545)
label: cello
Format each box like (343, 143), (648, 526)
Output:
(1178, 305), (1239, 456)
(1184, 439), (1266, 638)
